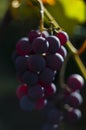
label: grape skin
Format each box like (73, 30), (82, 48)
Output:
(15, 56), (28, 73)
(28, 84), (44, 100)
(32, 37), (49, 54)
(16, 37), (32, 56)
(56, 31), (69, 45)
(20, 95), (35, 111)
(46, 35), (60, 53)
(57, 45), (67, 59)
(39, 67), (55, 84)
(43, 83), (57, 98)
(27, 55), (46, 73)
(35, 98), (47, 110)
(64, 91), (83, 108)
(67, 74), (84, 91)
(16, 84), (28, 99)
(45, 53), (64, 71)
(22, 70), (38, 86)
(46, 108), (63, 124)
(65, 108), (82, 122)
(28, 30), (42, 43)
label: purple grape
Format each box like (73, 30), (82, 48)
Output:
(35, 98), (47, 110)
(42, 101), (55, 113)
(46, 35), (60, 53)
(28, 30), (45, 43)
(32, 37), (49, 54)
(47, 108), (63, 124)
(27, 55), (46, 73)
(16, 37), (32, 56)
(45, 53), (64, 71)
(22, 70), (38, 86)
(55, 31), (69, 45)
(39, 67), (55, 84)
(65, 108), (82, 122)
(57, 45), (67, 58)
(28, 84), (44, 100)
(16, 84), (28, 99)
(67, 74), (84, 91)
(64, 91), (83, 108)
(15, 56), (28, 72)
(20, 96), (35, 111)
(43, 83), (57, 98)
(42, 123), (59, 130)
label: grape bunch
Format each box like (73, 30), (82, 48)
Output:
(62, 74), (84, 123)
(12, 29), (84, 130)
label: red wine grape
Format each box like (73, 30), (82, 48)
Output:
(67, 74), (84, 91)
(28, 84), (44, 100)
(27, 55), (46, 73)
(45, 53), (64, 70)
(39, 67), (55, 84)
(16, 37), (32, 56)
(55, 31), (69, 45)
(16, 84), (28, 99)
(32, 37), (49, 54)
(46, 35), (60, 53)
(22, 70), (38, 86)
(20, 95), (35, 111)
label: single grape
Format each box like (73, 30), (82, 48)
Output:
(16, 84), (28, 99)
(67, 74), (84, 91)
(16, 37), (32, 56)
(28, 30), (45, 43)
(22, 70), (38, 86)
(15, 56), (28, 73)
(46, 108), (63, 124)
(28, 84), (44, 100)
(27, 55), (46, 73)
(43, 83), (57, 98)
(42, 123), (59, 130)
(39, 67), (55, 84)
(55, 31), (69, 45)
(64, 91), (83, 108)
(65, 108), (82, 122)
(32, 37), (49, 54)
(20, 96), (35, 111)
(35, 98), (47, 110)
(46, 35), (60, 53)
(45, 53), (64, 71)
(57, 45), (67, 58)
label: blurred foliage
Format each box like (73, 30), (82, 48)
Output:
(0, 0), (86, 130)
(59, 0), (85, 23)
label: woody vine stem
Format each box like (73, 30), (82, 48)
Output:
(37, 0), (44, 31)
(37, 0), (86, 80)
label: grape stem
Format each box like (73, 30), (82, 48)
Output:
(37, 0), (44, 32)
(44, 7), (86, 80)
(59, 53), (71, 89)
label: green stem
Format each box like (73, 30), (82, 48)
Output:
(44, 7), (86, 80)
(37, 0), (44, 31)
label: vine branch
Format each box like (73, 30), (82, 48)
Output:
(44, 7), (86, 80)
(37, 0), (44, 31)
